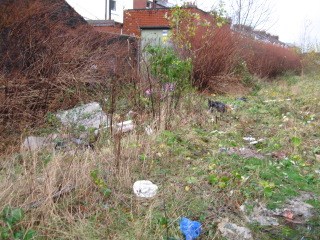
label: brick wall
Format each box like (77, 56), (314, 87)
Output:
(123, 7), (215, 37)
(123, 9), (171, 36)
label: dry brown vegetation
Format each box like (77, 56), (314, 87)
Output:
(0, 0), (137, 151)
(176, 17), (302, 93)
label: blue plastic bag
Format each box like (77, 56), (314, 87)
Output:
(179, 217), (202, 240)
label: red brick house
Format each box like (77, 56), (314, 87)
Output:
(123, 7), (215, 37)
(87, 1), (215, 41)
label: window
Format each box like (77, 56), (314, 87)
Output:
(111, 0), (116, 11)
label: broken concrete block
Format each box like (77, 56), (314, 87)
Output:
(21, 134), (58, 152)
(218, 220), (253, 240)
(240, 202), (279, 226)
(56, 102), (109, 130)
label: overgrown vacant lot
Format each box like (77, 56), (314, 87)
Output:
(0, 75), (319, 239)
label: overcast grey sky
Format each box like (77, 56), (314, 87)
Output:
(66, 0), (320, 46)
(192, 0), (320, 46)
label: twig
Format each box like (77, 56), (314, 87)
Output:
(23, 184), (76, 210)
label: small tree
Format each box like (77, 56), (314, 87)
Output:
(228, 0), (275, 30)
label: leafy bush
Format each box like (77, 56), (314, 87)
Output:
(146, 45), (192, 91)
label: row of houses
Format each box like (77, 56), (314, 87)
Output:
(67, 0), (288, 48)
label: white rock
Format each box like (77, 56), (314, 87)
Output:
(133, 180), (158, 198)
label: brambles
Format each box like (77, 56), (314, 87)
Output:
(0, 207), (36, 240)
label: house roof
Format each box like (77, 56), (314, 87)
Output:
(232, 24), (288, 47)
(156, 0), (173, 8)
(87, 20), (122, 27)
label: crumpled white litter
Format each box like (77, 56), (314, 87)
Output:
(133, 180), (158, 198)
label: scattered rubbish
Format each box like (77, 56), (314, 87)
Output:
(145, 125), (153, 135)
(271, 151), (287, 160)
(282, 115), (290, 122)
(263, 98), (291, 103)
(240, 193), (316, 226)
(145, 88), (153, 96)
(70, 138), (94, 149)
(236, 97), (248, 102)
(21, 132), (97, 152)
(208, 99), (228, 113)
(56, 102), (109, 130)
(116, 120), (134, 133)
(54, 140), (68, 150)
(243, 137), (256, 142)
(179, 217), (202, 240)
(220, 147), (264, 159)
(278, 193), (315, 223)
(210, 130), (226, 135)
(218, 220), (253, 240)
(282, 210), (294, 220)
(133, 180), (158, 198)
(21, 134), (58, 152)
(243, 136), (264, 145)
(240, 202), (279, 226)
(163, 82), (176, 92)
(145, 83), (176, 98)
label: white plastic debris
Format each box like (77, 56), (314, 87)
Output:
(243, 137), (256, 142)
(133, 180), (158, 198)
(243, 137), (264, 145)
(145, 125), (153, 135)
(263, 98), (291, 103)
(56, 102), (109, 129)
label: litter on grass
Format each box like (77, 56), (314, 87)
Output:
(263, 98), (291, 103)
(218, 220), (253, 240)
(133, 180), (158, 198)
(243, 136), (265, 145)
(179, 217), (202, 240)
